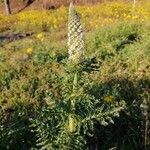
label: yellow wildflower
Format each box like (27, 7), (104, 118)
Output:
(132, 15), (139, 20)
(104, 95), (114, 103)
(26, 48), (33, 54)
(37, 33), (44, 40)
(126, 15), (131, 19)
(54, 24), (58, 29)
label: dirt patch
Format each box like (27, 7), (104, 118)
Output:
(0, 32), (33, 42)
(0, 0), (25, 14)
(0, 0), (106, 14)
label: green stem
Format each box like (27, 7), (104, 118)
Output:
(71, 71), (78, 110)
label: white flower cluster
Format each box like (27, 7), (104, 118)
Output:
(68, 2), (84, 62)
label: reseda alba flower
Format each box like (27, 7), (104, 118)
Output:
(68, 2), (84, 62)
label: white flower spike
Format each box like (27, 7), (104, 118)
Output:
(68, 2), (85, 62)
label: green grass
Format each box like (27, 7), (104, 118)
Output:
(0, 22), (150, 149)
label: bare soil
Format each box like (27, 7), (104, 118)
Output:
(0, 0), (106, 14)
(0, 32), (33, 42)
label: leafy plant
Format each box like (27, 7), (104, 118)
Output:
(30, 63), (125, 150)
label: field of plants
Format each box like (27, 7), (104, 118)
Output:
(0, 1), (150, 150)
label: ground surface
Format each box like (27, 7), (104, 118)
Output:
(0, 0), (104, 14)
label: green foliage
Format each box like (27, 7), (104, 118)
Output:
(33, 52), (55, 64)
(0, 104), (36, 150)
(90, 23), (141, 58)
(30, 64), (125, 149)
